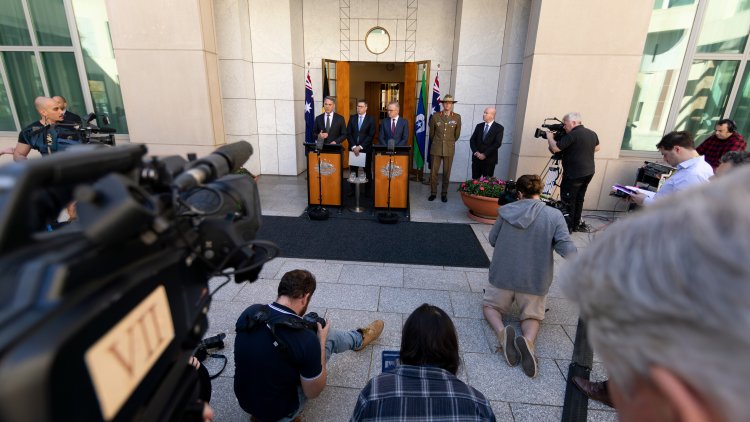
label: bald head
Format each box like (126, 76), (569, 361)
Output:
(482, 107), (496, 124)
(52, 95), (68, 108)
(35, 96), (63, 124)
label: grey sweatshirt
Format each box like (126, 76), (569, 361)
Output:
(488, 199), (577, 296)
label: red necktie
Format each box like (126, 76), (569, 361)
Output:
(391, 119), (396, 135)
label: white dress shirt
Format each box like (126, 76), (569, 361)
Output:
(645, 155), (713, 205)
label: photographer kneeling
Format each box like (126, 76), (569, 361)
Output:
(483, 175), (577, 378)
(234, 269), (384, 422)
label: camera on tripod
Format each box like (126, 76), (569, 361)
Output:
(533, 117), (565, 141)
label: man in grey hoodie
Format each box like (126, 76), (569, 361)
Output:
(483, 175), (577, 378)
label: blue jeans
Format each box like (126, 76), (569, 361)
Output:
(276, 329), (363, 422)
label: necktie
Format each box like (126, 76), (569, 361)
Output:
(483, 123), (490, 139)
(391, 119), (396, 135)
(358, 116), (363, 130)
(325, 114), (331, 132)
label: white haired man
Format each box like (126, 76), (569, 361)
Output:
(545, 112), (600, 232)
(559, 166), (750, 422)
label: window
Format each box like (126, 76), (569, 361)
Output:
(0, 0), (128, 134)
(623, 0), (750, 151)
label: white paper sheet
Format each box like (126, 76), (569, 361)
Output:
(348, 151), (366, 167)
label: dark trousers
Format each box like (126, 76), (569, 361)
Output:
(560, 173), (593, 229)
(471, 159), (496, 179)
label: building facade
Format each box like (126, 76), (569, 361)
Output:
(1, 0), (748, 210)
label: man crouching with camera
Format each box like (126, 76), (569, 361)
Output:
(234, 269), (384, 422)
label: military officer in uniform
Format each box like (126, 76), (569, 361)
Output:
(428, 94), (461, 202)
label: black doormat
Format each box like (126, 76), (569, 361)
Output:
(256, 216), (490, 268)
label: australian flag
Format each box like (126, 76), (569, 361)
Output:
(305, 71), (314, 144)
(426, 72), (441, 168)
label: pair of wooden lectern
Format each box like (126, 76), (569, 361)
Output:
(305, 143), (410, 212)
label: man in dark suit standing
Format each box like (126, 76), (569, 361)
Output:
(469, 107), (504, 179)
(347, 100), (375, 195)
(313, 96), (347, 145)
(379, 101), (408, 146)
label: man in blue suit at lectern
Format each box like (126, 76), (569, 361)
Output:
(379, 101), (408, 146)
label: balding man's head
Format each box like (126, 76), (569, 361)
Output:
(483, 107), (496, 124)
(52, 96), (68, 108)
(35, 96), (63, 124)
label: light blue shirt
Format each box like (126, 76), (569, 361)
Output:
(645, 155), (713, 205)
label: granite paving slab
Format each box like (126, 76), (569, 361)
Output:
(542, 296), (580, 325)
(561, 324), (604, 363)
(467, 271), (491, 293)
(489, 401), (515, 422)
(510, 402), (563, 422)
(378, 286), (453, 314)
(312, 282), (381, 311)
(403, 267), (471, 291)
(450, 290), (485, 319)
(463, 353), (566, 406)
(257, 256), (286, 279)
(300, 386), (361, 422)
(230, 278), (279, 305)
(209, 376), (247, 421)
(533, 324), (575, 360)
(274, 260), (344, 283)
(325, 347), (374, 388)
(337, 264), (404, 287)
(208, 276), (246, 301)
(453, 317), (494, 353)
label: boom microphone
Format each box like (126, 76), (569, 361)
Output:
(172, 141), (253, 192)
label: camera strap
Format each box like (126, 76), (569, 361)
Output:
(236, 304), (311, 359)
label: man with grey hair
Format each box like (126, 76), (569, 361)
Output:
(312, 96), (347, 145)
(559, 166), (750, 421)
(715, 149), (750, 176)
(545, 112), (600, 232)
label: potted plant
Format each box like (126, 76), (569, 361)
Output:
(457, 176), (507, 224)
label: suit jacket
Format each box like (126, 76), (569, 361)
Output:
(378, 116), (408, 146)
(469, 121), (504, 164)
(313, 112), (347, 144)
(347, 114), (375, 152)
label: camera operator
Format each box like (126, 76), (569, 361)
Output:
(234, 269), (384, 421)
(544, 112), (600, 232)
(13, 96), (67, 161)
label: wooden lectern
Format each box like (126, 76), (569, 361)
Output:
(305, 143), (343, 207)
(372, 145), (411, 210)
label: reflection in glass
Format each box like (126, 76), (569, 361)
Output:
(2, 52), (44, 126)
(729, 66), (750, 147)
(28, 0), (72, 46)
(72, 0), (128, 133)
(0, 0), (32, 46)
(0, 77), (15, 131)
(696, 0), (750, 54)
(621, 2), (698, 151)
(42, 52), (85, 116)
(674, 60), (739, 142)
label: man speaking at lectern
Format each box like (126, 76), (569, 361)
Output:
(313, 96), (347, 145)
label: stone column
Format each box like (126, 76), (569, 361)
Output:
(248, 0), (306, 175)
(510, 0), (653, 209)
(106, 0), (225, 157)
(448, 0), (509, 182)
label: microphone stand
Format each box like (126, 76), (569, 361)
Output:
(377, 141), (399, 224)
(308, 138), (330, 220)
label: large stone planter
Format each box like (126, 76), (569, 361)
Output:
(460, 192), (500, 224)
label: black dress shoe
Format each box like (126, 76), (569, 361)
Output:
(428, 195), (436, 201)
(441, 195), (447, 203)
(572, 377), (614, 407)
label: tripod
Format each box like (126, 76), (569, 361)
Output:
(308, 140), (330, 220)
(540, 155), (563, 198)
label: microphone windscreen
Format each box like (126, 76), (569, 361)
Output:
(387, 138), (395, 152)
(316, 135), (324, 150)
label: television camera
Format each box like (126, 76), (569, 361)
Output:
(0, 141), (277, 421)
(57, 113), (117, 146)
(533, 117), (565, 141)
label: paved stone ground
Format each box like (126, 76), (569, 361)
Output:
(203, 175), (621, 422)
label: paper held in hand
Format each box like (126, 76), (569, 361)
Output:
(348, 151), (366, 167)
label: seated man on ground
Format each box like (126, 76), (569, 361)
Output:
(560, 167), (750, 422)
(234, 269), (384, 422)
(351, 304), (495, 422)
(483, 175), (577, 378)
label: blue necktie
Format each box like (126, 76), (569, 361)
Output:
(358, 116), (362, 130)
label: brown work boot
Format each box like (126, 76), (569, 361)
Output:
(355, 320), (384, 351)
(572, 377), (614, 407)
(515, 336), (538, 378)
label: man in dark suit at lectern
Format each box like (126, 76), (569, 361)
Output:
(379, 101), (409, 146)
(469, 107), (504, 179)
(313, 96), (347, 145)
(347, 100), (375, 195)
